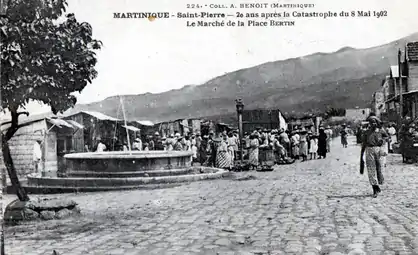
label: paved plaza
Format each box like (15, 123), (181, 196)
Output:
(4, 137), (418, 255)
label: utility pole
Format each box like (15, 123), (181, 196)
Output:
(398, 49), (403, 121)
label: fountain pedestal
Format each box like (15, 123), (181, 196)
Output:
(21, 151), (229, 193)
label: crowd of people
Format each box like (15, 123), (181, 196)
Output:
(90, 125), (339, 170)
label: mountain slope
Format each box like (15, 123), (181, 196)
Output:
(71, 32), (418, 123)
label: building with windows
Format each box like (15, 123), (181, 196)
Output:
(383, 42), (418, 122)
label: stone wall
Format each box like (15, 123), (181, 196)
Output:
(0, 120), (47, 184)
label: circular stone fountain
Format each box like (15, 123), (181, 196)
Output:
(25, 151), (229, 193)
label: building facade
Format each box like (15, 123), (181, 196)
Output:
(383, 42), (418, 122)
(1, 117), (81, 182)
(371, 80), (386, 119)
(344, 108), (371, 122)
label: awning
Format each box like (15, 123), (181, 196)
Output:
(66, 120), (84, 129)
(136, 120), (154, 126)
(81, 111), (120, 121)
(47, 118), (77, 129)
(123, 125), (141, 132)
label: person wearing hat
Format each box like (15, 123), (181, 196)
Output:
(340, 124), (349, 148)
(278, 128), (290, 157)
(173, 136), (184, 151)
(132, 137), (142, 151)
(360, 115), (388, 198)
(324, 125), (333, 153)
(291, 129), (300, 159)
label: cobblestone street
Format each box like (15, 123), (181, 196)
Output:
(4, 137), (418, 255)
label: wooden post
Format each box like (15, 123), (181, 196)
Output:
(119, 96), (131, 152)
(236, 99), (244, 164)
(42, 130), (47, 177)
(398, 49), (403, 121)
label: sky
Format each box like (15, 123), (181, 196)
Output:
(3, 0), (418, 116)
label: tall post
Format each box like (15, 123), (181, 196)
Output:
(119, 96), (131, 152)
(236, 99), (244, 164)
(398, 49), (403, 122)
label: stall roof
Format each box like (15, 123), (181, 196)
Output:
(47, 118), (75, 128)
(1, 117), (82, 131)
(123, 125), (141, 132)
(81, 111), (120, 121)
(65, 120), (84, 129)
(136, 120), (154, 126)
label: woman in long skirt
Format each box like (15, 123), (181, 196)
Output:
(317, 128), (327, 159)
(216, 137), (231, 170)
(291, 132), (300, 159)
(249, 134), (260, 169)
(299, 129), (308, 161)
(360, 116), (388, 198)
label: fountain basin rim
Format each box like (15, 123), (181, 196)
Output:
(27, 168), (228, 181)
(64, 150), (193, 159)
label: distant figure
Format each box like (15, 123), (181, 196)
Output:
(324, 126), (333, 152)
(33, 138), (43, 175)
(208, 131), (217, 167)
(309, 134), (318, 160)
(299, 129), (308, 161)
(132, 137), (142, 151)
(154, 132), (164, 150)
(317, 128), (327, 159)
(174, 137), (183, 151)
(249, 134), (260, 169)
(96, 138), (107, 152)
(227, 132), (238, 161)
(279, 128), (290, 157)
(273, 134), (286, 163)
(143, 142), (149, 151)
(200, 135), (210, 166)
(216, 136), (232, 170)
(122, 143), (128, 151)
(340, 124), (348, 148)
(387, 123), (397, 153)
(148, 135), (155, 150)
(291, 130), (300, 159)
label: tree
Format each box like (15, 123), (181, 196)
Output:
(1, 0), (102, 201)
(325, 106), (346, 118)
